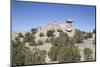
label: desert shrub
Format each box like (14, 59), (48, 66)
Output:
(45, 38), (50, 43)
(59, 32), (69, 37)
(57, 45), (81, 63)
(83, 48), (93, 61)
(18, 32), (24, 38)
(32, 48), (47, 64)
(51, 32), (70, 47)
(68, 37), (75, 45)
(82, 31), (86, 34)
(86, 32), (93, 38)
(31, 34), (36, 39)
(23, 48), (34, 65)
(39, 32), (45, 37)
(74, 29), (84, 43)
(12, 40), (15, 46)
(12, 38), (34, 66)
(12, 38), (46, 66)
(83, 32), (93, 40)
(46, 30), (55, 37)
(37, 40), (43, 45)
(31, 28), (37, 34)
(50, 37), (66, 47)
(48, 44), (81, 62)
(29, 40), (37, 46)
(48, 46), (60, 61)
(15, 37), (20, 42)
(24, 32), (33, 42)
(50, 37), (61, 47)
(83, 34), (88, 40)
(57, 29), (62, 32)
(48, 31), (81, 62)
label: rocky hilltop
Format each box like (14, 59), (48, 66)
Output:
(12, 22), (75, 39)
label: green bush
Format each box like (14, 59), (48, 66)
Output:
(83, 34), (88, 40)
(46, 30), (55, 37)
(50, 37), (65, 47)
(82, 31), (86, 34)
(84, 48), (93, 61)
(24, 32), (33, 42)
(33, 48), (47, 64)
(86, 32), (93, 38)
(48, 46), (60, 61)
(59, 32), (69, 37)
(37, 40), (43, 45)
(83, 32), (93, 40)
(31, 28), (37, 34)
(74, 29), (84, 43)
(12, 38), (46, 66)
(39, 32), (45, 37)
(18, 32), (24, 38)
(31, 34), (36, 39)
(68, 37), (75, 45)
(29, 40), (37, 46)
(24, 48), (34, 65)
(57, 45), (81, 63)
(48, 45), (81, 62)
(57, 29), (62, 32)
(48, 31), (80, 62)
(51, 32), (70, 47)
(15, 37), (20, 42)
(45, 38), (50, 43)
(12, 38), (34, 66)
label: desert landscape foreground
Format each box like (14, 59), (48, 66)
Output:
(12, 21), (96, 66)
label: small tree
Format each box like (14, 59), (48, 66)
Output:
(31, 34), (36, 39)
(57, 45), (81, 63)
(86, 32), (93, 38)
(39, 32), (45, 37)
(46, 30), (55, 37)
(37, 40), (43, 45)
(82, 31), (86, 34)
(57, 29), (62, 32)
(74, 29), (84, 43)
(31, 28), (37, 34)
(15, 37), (20, 42)
(83, 34), (88, 40)
(29, 40), (37, 46)
(48, 46), (60, 61)
(45, 38), (50, 43)
(12, 38), (34, 66)
(48, 44), (81, 62)
(33, 48), (47, 64)
(84, 48), (93, 61)
(24, 32), (33, 42)
(51, 32), (70, 47)
(18, 32), (24, 38)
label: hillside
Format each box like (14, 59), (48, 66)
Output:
(12, 22), (96, 65)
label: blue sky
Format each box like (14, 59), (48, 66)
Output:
(12, 0), (96, 32)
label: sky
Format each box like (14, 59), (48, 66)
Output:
(12, 0), (96, 32)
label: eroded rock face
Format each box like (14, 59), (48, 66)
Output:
(12, 21), (75, 41)
(65, 18), (73, 32)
